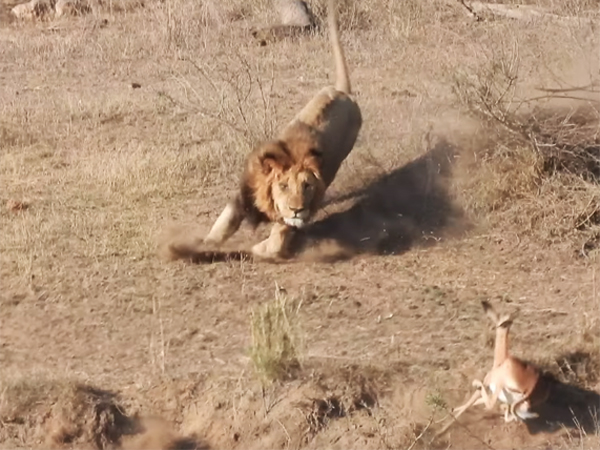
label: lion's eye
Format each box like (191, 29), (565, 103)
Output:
(303, 182), (312, 192)
(279, 182), (288, 191)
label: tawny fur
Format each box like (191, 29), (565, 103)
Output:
(170, 0), (361, 262)
(436, 301), (550, 437)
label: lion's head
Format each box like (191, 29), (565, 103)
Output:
(271, 166), (322, 227)
(246, 139), (326, 228)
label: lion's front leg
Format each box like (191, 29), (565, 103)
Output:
(251, 222), (294, 259)
(205, 197), (245, 245)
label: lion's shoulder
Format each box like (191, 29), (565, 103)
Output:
(281, 89), (361, 186)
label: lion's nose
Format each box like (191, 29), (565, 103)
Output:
(290, 206), (305, 216)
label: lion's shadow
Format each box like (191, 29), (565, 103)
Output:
(292, 139), (466, 258)
(527, 376), (600, 436)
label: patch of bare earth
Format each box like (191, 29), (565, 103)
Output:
(1, 0), (599, 449)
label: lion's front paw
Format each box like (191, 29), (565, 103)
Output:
(251, 240), (280, 260)
(203, 236), (220, 246)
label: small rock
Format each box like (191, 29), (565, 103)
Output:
(277, 0), (316, 28)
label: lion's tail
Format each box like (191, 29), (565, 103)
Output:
(328, 0), (351, 94)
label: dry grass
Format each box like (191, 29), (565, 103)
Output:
(250, 285), (303, 384)
(1, 0), (599, 449)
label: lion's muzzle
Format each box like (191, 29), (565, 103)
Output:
(283, 217), (306, 228)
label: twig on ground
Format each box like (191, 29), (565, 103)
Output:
(406, 416), (433, 450)
(455, 0), (484, 22)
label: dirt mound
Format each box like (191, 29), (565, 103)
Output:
(176, 362), (406, 450)
(45, 384), (132, 449)
(0, 377), (204, 450)
(0, 378), (132, 449)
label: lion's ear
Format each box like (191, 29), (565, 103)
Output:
(302, 147), (322, 175)
(259, 142), (291, 175)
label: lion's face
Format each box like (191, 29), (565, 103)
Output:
(248, 140), (326, 228)
(271, 168), (321, 228)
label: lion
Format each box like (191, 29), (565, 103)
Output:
(435, 301), (551, 437)
(169, 0), (362, 262)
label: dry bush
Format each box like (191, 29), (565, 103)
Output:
(148, 0), (231, 51)
(156, 52), (278, 187)
(450, 42), (600, 251)
(249, 285), (303, 384)
(551, 349), (600, 388)
(162, 53), (276, 145)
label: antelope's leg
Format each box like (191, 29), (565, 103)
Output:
(435, 389), (483, 437)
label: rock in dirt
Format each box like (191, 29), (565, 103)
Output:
(277, 0), (316, 28)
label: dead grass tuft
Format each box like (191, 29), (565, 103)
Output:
(249, 285), (303, 384)
(304, 396), (344, 433)
(92, 0), (146, 15)
(551, 350), (600, 387)
(299, 364), (380, 434)
(535, 311), (600, 389)
(0, 377), (66, 424)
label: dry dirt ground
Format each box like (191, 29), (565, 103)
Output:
(1, 0), (600, 449)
